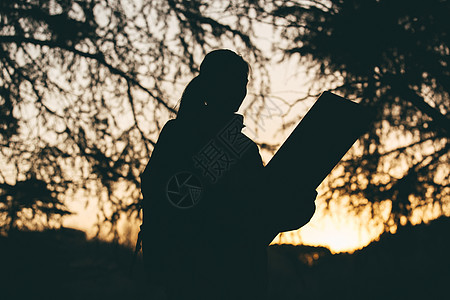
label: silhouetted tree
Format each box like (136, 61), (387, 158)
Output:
(1, 0), (448, 237)
(270, 0), (449, 228)
(0, 175), (71, 233)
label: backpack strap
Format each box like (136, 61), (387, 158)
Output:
(129, 222), (144, 277)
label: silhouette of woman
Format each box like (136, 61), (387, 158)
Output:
(140, 49), (317, 300)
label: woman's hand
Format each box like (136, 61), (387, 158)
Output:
(272, 179), (318, 232)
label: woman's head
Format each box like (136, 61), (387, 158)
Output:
(177, 49), (249, 119)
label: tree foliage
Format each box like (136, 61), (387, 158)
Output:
(0, 177), (71, 233)
(271, 0), (449, 227)
(0, 0), (270, 234)
(0, 0), (448, 237)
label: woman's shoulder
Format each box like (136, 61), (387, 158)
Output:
(239, 132), (260, 153)
(156, 119), (185, 142)
(161, 118), (177, 133)
(240, 136), (263, 166)
(161, 117), (200, 134)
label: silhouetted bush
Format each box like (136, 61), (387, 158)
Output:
(1, 217), (448, 299)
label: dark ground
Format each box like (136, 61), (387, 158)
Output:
(0, 217), (449, 300)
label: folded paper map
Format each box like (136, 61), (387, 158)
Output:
(265, 91), (373, 189)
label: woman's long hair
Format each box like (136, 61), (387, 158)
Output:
(176, 49), (249, 119)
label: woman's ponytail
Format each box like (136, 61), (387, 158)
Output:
(176, 75), (206, 119)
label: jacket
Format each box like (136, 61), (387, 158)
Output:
(140, 111), (316, 299)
